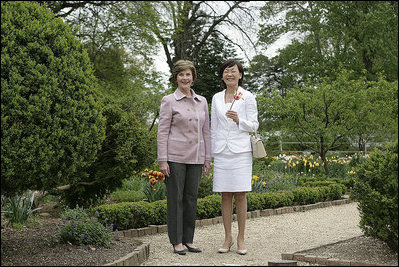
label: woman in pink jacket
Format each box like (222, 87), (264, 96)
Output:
(157, 60), (211, 255)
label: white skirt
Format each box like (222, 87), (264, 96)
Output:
(213, 146), (252, 192)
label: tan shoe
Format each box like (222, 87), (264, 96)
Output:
(218, 241), (234, 253)
(236, 249), (247, 255)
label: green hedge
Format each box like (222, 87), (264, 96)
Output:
(351, 141), (398, 251)
(92, 183), (346, 230)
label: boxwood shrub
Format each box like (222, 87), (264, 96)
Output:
(92, 183), (346, 230)
(352, 141), (398, 251)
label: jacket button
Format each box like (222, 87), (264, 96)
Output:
(189, 141), (192, 144)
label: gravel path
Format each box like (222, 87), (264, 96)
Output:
(140, 202), (362, 266)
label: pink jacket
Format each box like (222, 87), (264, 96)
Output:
(157, 89), (211, 164)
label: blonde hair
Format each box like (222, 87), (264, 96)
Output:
(171, 60), (197, 84)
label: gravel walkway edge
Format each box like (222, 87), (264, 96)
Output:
(112, 198), (362, 266)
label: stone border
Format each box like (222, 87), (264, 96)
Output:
(104, 240), (150, 266)
(106, 197), (353, 266)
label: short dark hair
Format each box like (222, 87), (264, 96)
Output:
(171, 60), (197, 85)
(219, 59), (244, 89)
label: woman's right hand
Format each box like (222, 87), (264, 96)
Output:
(159, 161), (170, 177)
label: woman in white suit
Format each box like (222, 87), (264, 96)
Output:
(211, 59), (259, 255)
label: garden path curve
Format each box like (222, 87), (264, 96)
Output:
(139, 201), (362, 266)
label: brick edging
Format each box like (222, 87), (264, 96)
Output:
(104, 241), (150, 266)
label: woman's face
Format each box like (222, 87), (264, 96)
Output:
(176, 69), (193, 91)
(222, 64), (242, 88)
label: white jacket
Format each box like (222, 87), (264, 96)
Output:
(211, 87), (259, 157)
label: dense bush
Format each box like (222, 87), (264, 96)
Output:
(196, 194), (222, 219)
(351, 141), (398, 251)
(197, 171), (215, 198)
(92, 200), (166, 230)
(110, 190), (146, 203)
(92, 184), (345, 230)
(59, 207), (113, 247)
(1, 1), (106, 195)
(59, 103), (157, 208)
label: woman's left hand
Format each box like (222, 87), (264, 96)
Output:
(203, 161), (211, 175)
(226, 110), (239, 124)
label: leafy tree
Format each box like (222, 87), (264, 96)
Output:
(1, 1), (106, 195)
(261, 69), (397, 173)
(149, 1), (257, 72)
(350, 74), (398, 153)
(42, 1), (158, 61)
(58, 44), (163, 208)
(253, 1), (398, 96)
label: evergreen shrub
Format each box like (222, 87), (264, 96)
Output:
(352, 141), (398, 251)
(92, 184), (345, 230)
(1, 1), (105, 195)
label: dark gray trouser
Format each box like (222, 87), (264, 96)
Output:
(166, 161), (203, 245)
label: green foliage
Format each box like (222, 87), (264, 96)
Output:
(50, 1), (159, 60)
(142, 179), (166, 203)
(59, 207), (113, 248)
(110, 190), (146, 203)
(59, 103), (158, 208)
(92, 200), (167, 230)
(196, 195), (222, 219)
(351, 141), (398, 251)
(2, 190), (42, 224)
(257, 1), (398, 88)
(259, 69), (397, 173)
(252, 173), (300, 194)
(1, 1), (106, 195)
(253, 2), (398, 152)
(197, 167), (216, 198)
(91, 183), (345, 230)
(60, 206), (88, 222)
(56, 43), (163, 208)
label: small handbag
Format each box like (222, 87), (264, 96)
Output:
(250, 131), (267, 158)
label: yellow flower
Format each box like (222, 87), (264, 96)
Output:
(252, 180), (254, 185)
(253, 175), (259, 181)
(262, 181), (267, 187)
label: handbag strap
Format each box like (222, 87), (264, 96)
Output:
(253, 129), (259, 139)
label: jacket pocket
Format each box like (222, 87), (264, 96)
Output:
(167, 139), (185, 157)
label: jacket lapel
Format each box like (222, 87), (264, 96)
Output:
(216, 90), (229, 122)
